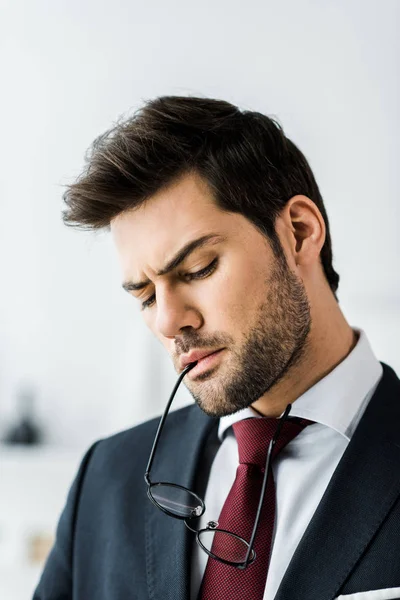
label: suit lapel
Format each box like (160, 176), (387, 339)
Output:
(275, 363), (400, 600)
(145, 404), (218, 600)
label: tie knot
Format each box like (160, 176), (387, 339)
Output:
(232, 416), (312, 467)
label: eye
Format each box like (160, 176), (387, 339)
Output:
(140, 258), (219, 311)
(141, 293), (156, 310)
(184, 257), (218, 281)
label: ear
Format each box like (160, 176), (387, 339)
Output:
(279, 195), (326, 267)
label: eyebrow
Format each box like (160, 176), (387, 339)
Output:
(122, 234), (225, 293)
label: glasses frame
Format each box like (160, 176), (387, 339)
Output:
(144, 362), (292, 569)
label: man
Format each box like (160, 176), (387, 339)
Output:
(34, 96), (400, 600)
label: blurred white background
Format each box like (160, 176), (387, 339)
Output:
(0, 0), (399, 598)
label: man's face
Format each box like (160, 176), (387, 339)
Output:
(111, 172), (311, 417)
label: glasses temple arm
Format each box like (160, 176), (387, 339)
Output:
(144, 362), (197, 485)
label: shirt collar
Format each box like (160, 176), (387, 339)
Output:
(218, 328), (383, 442)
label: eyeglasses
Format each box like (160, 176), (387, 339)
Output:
(144, 362), (292, 569)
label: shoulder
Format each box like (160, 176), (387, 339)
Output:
(69, 402), (217, 513)
(381, 361), (400, 381)
(83, 403), (203, 479)
(380, 362), (400, 398)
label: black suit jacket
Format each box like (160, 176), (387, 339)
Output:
(34, 362), (400, 599)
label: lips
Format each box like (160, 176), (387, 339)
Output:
(179, 349), (223, 372)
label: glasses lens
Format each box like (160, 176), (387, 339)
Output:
(198, 529), (255, 565)
(149, 483), (203, 519)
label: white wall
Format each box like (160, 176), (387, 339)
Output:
(0, 2), (399, 598)
(0, 0), (399, 451)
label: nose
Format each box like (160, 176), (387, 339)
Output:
(154, 286), (203, 339)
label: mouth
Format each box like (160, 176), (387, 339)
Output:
(181, 348), (225, 379)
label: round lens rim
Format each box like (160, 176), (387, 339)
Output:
(196, 527), (256, 567)
(147, 481), (205, 520)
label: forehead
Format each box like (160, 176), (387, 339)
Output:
(110, 172), (232, 276)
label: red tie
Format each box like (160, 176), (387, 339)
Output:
(199, 416), (312, 600)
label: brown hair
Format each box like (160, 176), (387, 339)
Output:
(63, 95), (339, 294)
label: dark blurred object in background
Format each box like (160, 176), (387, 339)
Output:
(3, 386), (43, 445)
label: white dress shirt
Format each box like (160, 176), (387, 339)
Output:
(190, 328), (383, 600)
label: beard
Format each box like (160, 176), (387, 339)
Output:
(174, 246), (312, 418)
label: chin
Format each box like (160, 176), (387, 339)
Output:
(194, 394), (250, 419)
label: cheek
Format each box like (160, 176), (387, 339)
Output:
(202, 261), (265, 330)
(143, 312), (161, 341)
(145, 313), (176, 354)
